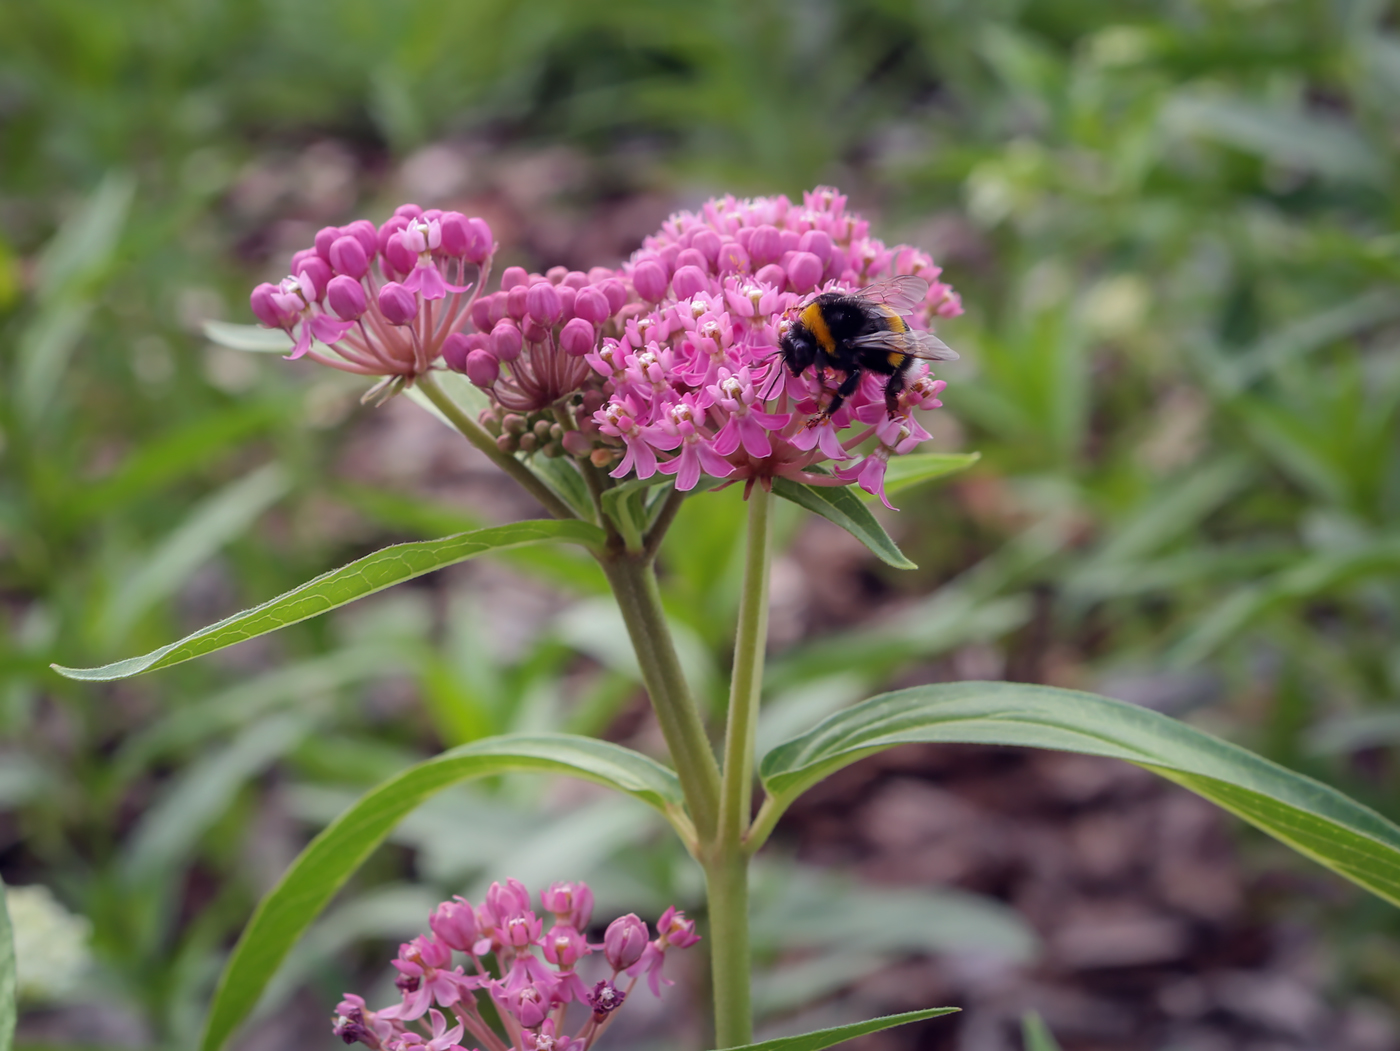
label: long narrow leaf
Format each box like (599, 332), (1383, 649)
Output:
(1021, 1012), (1062, 1051)
(0, 879), (13, 1051)
(860, 452), (980, 500)
(759, 681), (1400, 908)
(200, 734), (686, 1051)
(771, 477), (916, 569)
(53, 519), (604, 681)
(711, 1008), (958, 1051)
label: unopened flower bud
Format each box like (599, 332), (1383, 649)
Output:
(503, 414), (527, 436)
(377, 215), (410, 257)
(297, 256), (332, 300)
(785, 251), (823, 292)
(562, 430), (592, 457)
(327, 275), (367, 321)
(429, 897), (480, 952)
(716, 240), (750, 273)
(604, 914), (648, 971)
(691, 228), (722, 264)
(463, 350), (500, 387)
(378, 282), (417, 326)
(562, 270), (589, 289)
(441, 331), (486, 372)
(500, 266), (529, 290)
(671, 265), (708, 300)
(559, 317), (595, 357)
(749, 224), (782, 266)
(518, 432), (538, 453)
(493, 320), (523, 361)
(632, 260), (667, 302)
(798, 228), (832, 263)
(314, 225), (341, 261)
(533, 419), (553, 440)
(521, 317), (549, 343)
(755, 263), (787, 291)
(673, 247), (709, 273)
(250, 283), (297, 329)
(470, 294), (496, 332)
(526, 281), (563, 324)
(601, 279), (628, 314)
(590, 448), (617, 468)
(506, 284), (529, 320)
(343, 219), (378, 256)
(546, 265), (569, 284)
(329, 235), (369, 278)
(556, 284), (576, 319)
(384, 232), (417, 277)
(464, 218), (493, 263)
(394, 203), (423, 221)
(439, 212), (471, 256)
(573, 286), (610, 323)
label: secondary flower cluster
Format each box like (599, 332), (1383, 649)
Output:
(248, 187), (959, 506)
(332, 880), (699, 1051)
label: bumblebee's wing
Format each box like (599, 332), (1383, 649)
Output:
(855, 274), (929, 315)
(849, 326), (959, 361)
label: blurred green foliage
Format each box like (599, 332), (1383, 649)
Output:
(3, 0), (1400, 1046)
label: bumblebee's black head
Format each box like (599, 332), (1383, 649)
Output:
(779, 323), (818, 376)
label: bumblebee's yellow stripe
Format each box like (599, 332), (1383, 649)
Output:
(800, 303), (835, 354)
(881, 307), (908, 368)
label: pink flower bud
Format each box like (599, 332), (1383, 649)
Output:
(526, 281), (563, 324)
(326, 275), (367, 320)
(632, 260), (667, 302)
(378, 282), (417, 326)
(824, 247), (847, 282)
(691, 228), (722, 264)
(521, 317), (549, 343)
(343, 219), (378, 257)
(755, 263), (787, 291)
(394, 203), (423, 220)
(674, 247), (709, 273)
(500, 266), (529, 290)
(442, 331), (488, 372)
(601, 279), (628, 313)
(470, 294), (496, 332)
(377, 215), (410, 258)
(329, 235), (369, 278)
(314, 225), (341, 261)
(562, 429), (593, 457)
(465, 348), (501, 387)
(290, 248), (318, 274)
(546, 265), (568, 284)
(573, 286), (610, 323)
(562, 270), (589, 289)
(464, 218), (493, 263)
(492, 319), (523, 361)
(716, 240), (749, 273)
(506, 284), (529, 320)
(384, 232), (417, 276)
(658, 243), (681, 274)
(779, 228), (801, 253)
(798, 229), (832, 264)
(295, 256), (332, 300)
(604, 914), (648, 971)
(785, 251), (823, 292)
(559, 317), (595, 357)
(749, 224), (782, 266)
(587, 266), (615, 283)
(556, 284), (576, 319)
(438, 212), (471, 256)
(671, 265), (708, 300)
(250, 283), (296, 329)
(429, 897), (480, 952)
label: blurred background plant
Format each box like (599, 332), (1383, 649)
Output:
(2, 1), (1400, 1049)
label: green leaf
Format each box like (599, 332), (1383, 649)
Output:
(858, 452), (980, 500)
(708, 1008), (958, 1051)
(202, 320), (294, 352)
(1021, 1012), (1062, 1051)
(0, 879), (13, 1051)
(759, 681), (1400, 908)
(53, 519), (604, 681)
(198, 733), (685, 1051)
(771, 477), (916, 569)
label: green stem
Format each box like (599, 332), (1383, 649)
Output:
(416, 371), (576, 521)
(704, 850), (752, 1049)
(707, 484), (772, 1048)
(599, 554), (721, 842)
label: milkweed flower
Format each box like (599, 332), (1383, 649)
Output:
(250, 188), (958, 506)
(332, 881), (697, 1051)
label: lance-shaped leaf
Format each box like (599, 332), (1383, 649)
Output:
(858, 452), (980, 501)
(1021, 1012), (1063, 1051)
(757, 681), (1400, 908)
(53, 520), (604, 681)
(0, 879), (13, 1051)
(771, 477), (915, 569)
(200, 734), (687, 1051)
(705, 1008), (958, 1051)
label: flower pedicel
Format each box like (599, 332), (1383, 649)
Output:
(331, 880), (698, 1051)
(249, 187), (959, 507)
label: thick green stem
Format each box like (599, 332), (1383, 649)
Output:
(707, 484), (772, 1048)
(599, 554), (721, 841)
(704, 851), (752, 1049)
(416, 371), (576, 520)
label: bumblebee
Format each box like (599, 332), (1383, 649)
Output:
(777, 274), (958, 419)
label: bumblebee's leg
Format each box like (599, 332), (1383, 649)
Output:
(821, 369), (863, 420)
(883, 369), (909, 417)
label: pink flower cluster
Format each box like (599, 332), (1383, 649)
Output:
(331, 880), (698, 1051)
(249, 187), (959, 506)
(249, 204), (494, 402)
